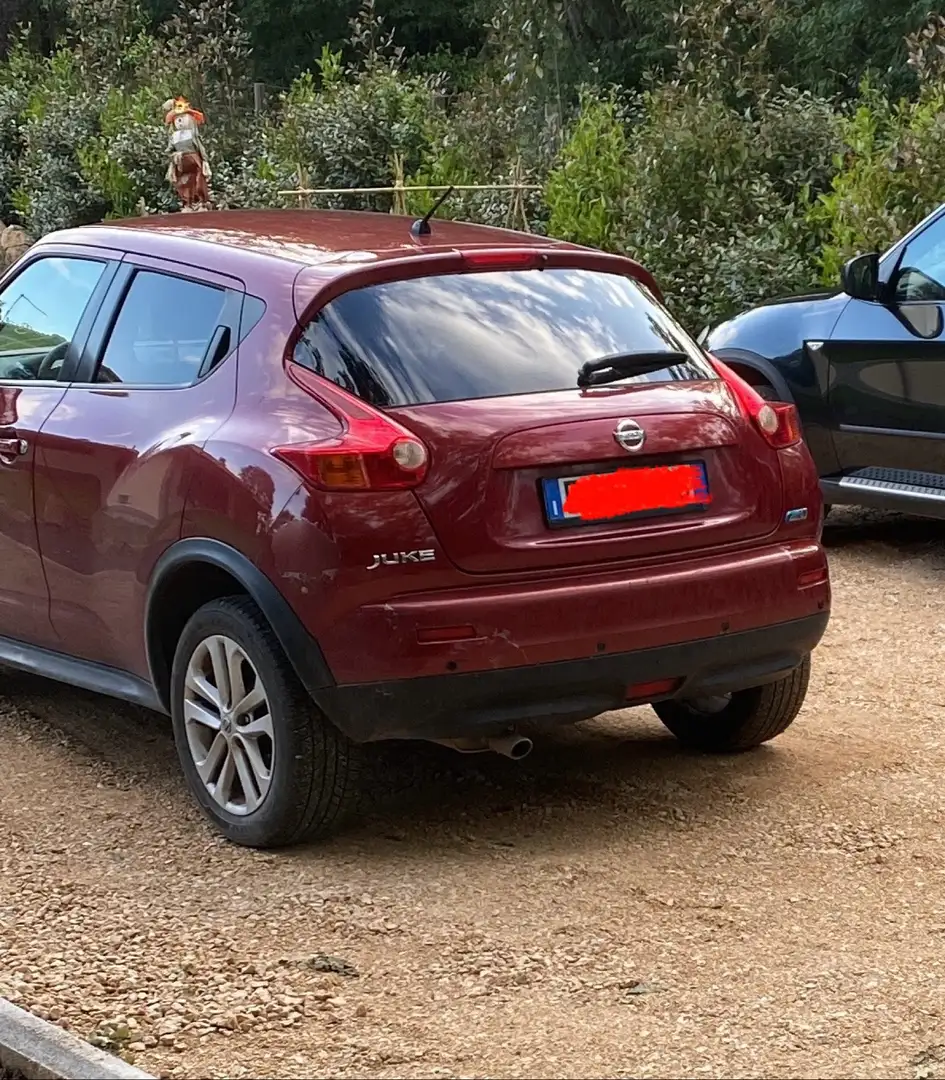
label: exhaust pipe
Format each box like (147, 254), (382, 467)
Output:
(429, 738), (489, 754)
(486, 733), (533, 760)
(428, 734), (534, 760)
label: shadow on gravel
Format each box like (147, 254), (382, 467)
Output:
(350, 719), (785, 848)
(0, 668), (789, 857)
(823, 506), (945, 560)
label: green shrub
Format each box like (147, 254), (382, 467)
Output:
(0, 35), (34, 222)
(2, 0), (944, 335)
(404, 77), (554, 231)
(270, 4), (439, 212)
(546, 89), (630, 251)
(14, 45), (106, 234)
(612, 77), (840, 329)
(811, 100), (945, 281)
(78, 83), (174, 217)
(277, 65), (435, 211)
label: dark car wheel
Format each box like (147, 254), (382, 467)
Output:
(754, 382), (778, 401)
(653, 655), (811, 753)
(170, 595), (362, 849)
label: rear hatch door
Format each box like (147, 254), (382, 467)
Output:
(293, 261), (782, 574)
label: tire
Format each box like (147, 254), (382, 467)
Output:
(754, 382), (779, 401)
(170, 595), (362, 848)
(653, 654), (811, 753)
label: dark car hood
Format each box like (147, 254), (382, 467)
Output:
(705, 288), (850, 360)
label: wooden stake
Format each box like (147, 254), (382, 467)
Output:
(506, 158), (531, 233)
(391, 153), (407, 216)
(296, 164), (311, 209)
(278, 182), (541, 197)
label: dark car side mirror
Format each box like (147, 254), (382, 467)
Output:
(841, 252), (881, 301)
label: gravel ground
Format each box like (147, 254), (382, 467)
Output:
(1, 506), (945, 1080)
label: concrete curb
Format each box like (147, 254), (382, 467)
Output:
(0, 999), (155, 1080)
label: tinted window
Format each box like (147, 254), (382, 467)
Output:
(0, 257), (105, 381)
(895, 218), (945, 302)
(294, 268), (713, 407)
(97, 271), (227, 385)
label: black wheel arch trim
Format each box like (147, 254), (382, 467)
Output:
(145, 538), (336, 712)
(709, 347), (795, 404)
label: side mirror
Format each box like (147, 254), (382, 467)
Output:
(841, 252), (881, 301)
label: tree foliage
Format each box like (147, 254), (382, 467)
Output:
(1, 0), (945, 330)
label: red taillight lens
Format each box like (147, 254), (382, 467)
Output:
(275, 433), (428, 491)
(707, 354), (802, 450)
(766, 401), (802, 449)
(274, 365), (430, 491)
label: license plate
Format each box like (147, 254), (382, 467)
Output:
(541, 462), (710, 527)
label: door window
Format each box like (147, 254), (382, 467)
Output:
(96, 271), (227, 386)
(0, 256), (105, 381)
(894, 218), (945, 302)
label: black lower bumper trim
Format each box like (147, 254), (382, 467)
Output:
(318, 612), (829, 743)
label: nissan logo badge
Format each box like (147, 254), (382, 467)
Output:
(614, 418), (645, 453)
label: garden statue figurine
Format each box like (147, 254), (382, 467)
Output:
(163, 96), (212, 211)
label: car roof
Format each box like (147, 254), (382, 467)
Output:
(46, 209), (582, 281)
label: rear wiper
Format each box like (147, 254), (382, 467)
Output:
(577, 351), (689, 389)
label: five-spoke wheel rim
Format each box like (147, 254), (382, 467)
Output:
(183, 635), (274, 816)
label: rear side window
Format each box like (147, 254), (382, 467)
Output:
(293, 268), (713, 407)
(97, 270), (227, 386)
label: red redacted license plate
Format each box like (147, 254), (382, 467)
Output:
(541, 462), (710, 528)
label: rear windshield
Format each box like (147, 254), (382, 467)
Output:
(294, 267), (714, 407)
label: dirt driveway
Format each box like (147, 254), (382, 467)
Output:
(1, 507), (945, 1080)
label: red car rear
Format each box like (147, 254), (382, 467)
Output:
(0, 210), (829, 848)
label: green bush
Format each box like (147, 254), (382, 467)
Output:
(271, 5), (439, 212)
(274, 66), (435, 211)
(78, 84), (175, 217)
(2, 0), (945, 337)
(811, 93), (945, 282)
(546, 89), (630, 251)
(404, 77), (555, 231)
(0, 36), (33, 222)
(14, 45), (106, 234)
(544, 74), (841, 330)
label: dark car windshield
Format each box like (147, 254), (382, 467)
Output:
(293, 267), (714, 408)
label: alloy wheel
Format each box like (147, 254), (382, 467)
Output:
(183, 634), (274, 816)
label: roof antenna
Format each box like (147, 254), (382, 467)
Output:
(411, 185), (455, 238)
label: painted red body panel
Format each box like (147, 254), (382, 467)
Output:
(388, 385), (783, 575)
(0, 384), (68, 647)
(0, 210), (828, 714)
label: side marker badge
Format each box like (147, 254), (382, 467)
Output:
(784, 507), (809, 523)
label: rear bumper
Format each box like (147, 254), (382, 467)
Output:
(318, 612), (829, 742)
(318, 539), (829, 683)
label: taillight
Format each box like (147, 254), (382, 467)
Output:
(274, 364), (430, 491)
(708, 354), (802, 449)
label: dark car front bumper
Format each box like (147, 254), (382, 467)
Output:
(318, 612), (829, 742)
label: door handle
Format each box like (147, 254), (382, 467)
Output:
(0, 437), (28, 463)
